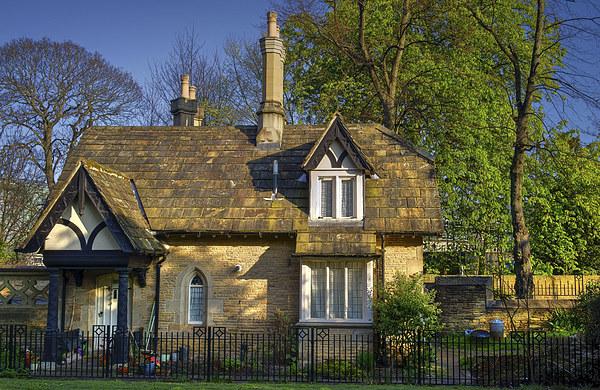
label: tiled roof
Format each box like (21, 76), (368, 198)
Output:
(57, 123), (443, 254)
(82, 160), (164, 254)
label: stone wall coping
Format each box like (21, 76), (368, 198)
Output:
(487, 299), (576, 310)
(435, 276), (493, 286)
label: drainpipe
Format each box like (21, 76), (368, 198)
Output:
(381, 234), (386, 288)
(154, 255), (167, 352)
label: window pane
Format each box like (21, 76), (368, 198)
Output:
(320, 179), (333, 218)
(311, 263), (326, 318)
(328, 262), (345, 319)
(189, 276), (204, 322)
(347, 262), (363, 319)
(341, 179), (354, 217)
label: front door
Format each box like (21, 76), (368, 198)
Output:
(95, 274), (132, 330)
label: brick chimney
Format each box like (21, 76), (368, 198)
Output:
(256, 11), (286, 149)
(170, 74), (204, 126)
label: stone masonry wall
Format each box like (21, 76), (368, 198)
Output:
(157, 235), (299, 333)
(382, 235), (423, 282)
(435, 276), (575, 333)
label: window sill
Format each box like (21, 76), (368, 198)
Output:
(296, 320), (373, 328)
(308, 218), (364, 228)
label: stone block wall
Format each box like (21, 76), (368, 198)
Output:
(434, 276), (576, 333)
(382, 235), (423, 282)
(157, 235), (299, 333)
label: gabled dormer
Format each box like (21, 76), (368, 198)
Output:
(302, 115), (376, 224)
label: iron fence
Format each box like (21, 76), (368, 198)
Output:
(493, 274), (589, 299)
(0, 324), (598, 385)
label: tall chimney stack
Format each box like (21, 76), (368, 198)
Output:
(170, 74), (200, 126)
(256, 11), (286, 149)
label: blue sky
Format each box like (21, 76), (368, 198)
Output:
(0, 0), (272, 84)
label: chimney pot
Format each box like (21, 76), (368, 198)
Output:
(267, 11), (279, 38)
(189, 85), (196, 100)
(181, 74), (190, 99)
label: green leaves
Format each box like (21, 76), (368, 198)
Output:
(372, 274), (441, 335)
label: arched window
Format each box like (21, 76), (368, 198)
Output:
(188, 275), (204, 323)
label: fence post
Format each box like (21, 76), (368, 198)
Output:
(206, 327), (212, 382)
(310, 328), (315, 382)
(417, 328), (422, 385)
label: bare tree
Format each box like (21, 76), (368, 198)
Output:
(223, 36), (263, 125)
(0, 144), (46, 264)
(144, 27), (250, 126)
(0, 37), (142, 190)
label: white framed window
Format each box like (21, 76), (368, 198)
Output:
(188, 275), (204, 324)
(311, 172), (363, 220)
(300, 259), (373, 323)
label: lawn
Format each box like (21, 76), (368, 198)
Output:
(0, 379), (596, 390)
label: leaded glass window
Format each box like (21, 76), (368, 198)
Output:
(189, 275), (204, 323)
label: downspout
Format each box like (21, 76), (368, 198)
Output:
(380, 234), (386, 288)
(154, 254), (167, 351)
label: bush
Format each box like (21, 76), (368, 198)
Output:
(315, 360), (364, 380)
(372, 274), (441, 337)
(547, 308), (583, 336)
(573, 280), (600, 340)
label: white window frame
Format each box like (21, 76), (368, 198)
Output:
(188, 274), (204, 324)
(310, 170), (364, 221)
(300, 259), (373, 324)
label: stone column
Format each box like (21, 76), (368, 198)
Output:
(43, 268), (60, 362)
(113, 268), (130, 364)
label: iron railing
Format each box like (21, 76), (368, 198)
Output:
(493, 274), (591, 299)
(0, 324), (598, 386)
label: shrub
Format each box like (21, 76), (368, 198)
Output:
(356, 350), (374, 373)
(315, 360), (364, 380)
(372, 273), (441, 337)
(547, 308), (583, 336)
(573, 280), (600, 340)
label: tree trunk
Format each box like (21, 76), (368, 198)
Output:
(511, 117), (533, 299)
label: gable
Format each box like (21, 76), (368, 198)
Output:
(302, 115), (375, 174)
(20, 160), (164, 255)
(45, 195), (120, 251)
(314, 138), (359, 170)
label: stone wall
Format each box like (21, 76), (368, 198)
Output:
(383, 235), (423, 281)
(434, 276), (576, 333)
(157, 235), (299, 333)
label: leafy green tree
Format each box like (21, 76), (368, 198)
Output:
(526, 132), (600, 275)
(281, 0), (516, 270)
(464, 0), (600, 295)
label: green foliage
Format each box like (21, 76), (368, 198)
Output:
(547, 308), (583, 336)
(355, 350), (374, 373)
(573, 280), (600, 341)
(372, 274), (441, 337)
(315, 360), (364, 381)
(526, 133), (600, 275)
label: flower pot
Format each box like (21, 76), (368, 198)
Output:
(143, 362), (155, 375)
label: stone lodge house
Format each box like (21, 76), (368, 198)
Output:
(18, 12), (444, 340)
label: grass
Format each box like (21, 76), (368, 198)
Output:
(0, 379), (597, 390)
